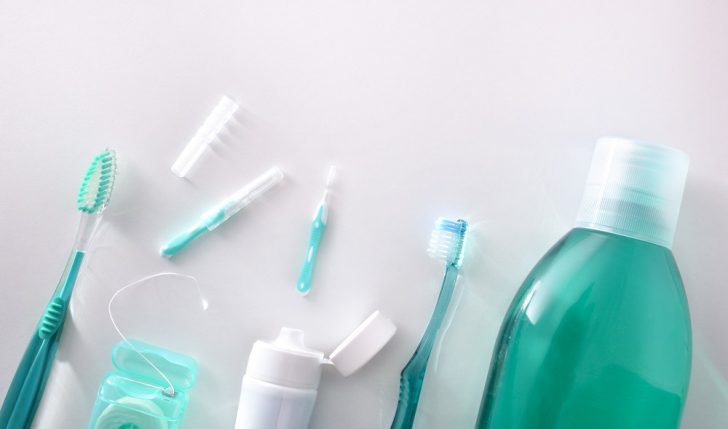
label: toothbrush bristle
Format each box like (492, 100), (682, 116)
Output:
(325, 166), (337, 188)
(77, 149), (117, 214)
(427, 218), (468, 267)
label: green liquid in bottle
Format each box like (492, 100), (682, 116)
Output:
(476, 138), (692, 429)
(476, 228), (691, 429)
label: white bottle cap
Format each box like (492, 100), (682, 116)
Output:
(245, 328), (325, 389)
(329, 311), (397, 377)
(244, 311), (396, 389)
(575, 137), (689, 248)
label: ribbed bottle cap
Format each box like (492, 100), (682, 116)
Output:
(245, 328), (325, 389)
(575, 137), (689, 248)
(243, 312), (396, 390)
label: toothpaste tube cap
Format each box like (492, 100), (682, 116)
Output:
(329, 310), (397, 377)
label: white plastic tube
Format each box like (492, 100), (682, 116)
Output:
(235, 376), (317, 429)
(234, 313), (396, 429)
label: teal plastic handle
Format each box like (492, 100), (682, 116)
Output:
(296, 205), (327, 295)
(160, 224), (208, 257)
(160, 208), (226, 257)
(390, 264), (459, 429)
(0, 250), (85, 429)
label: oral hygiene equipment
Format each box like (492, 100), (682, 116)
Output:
(234, 311), (396, 429)
(171, 95), (239, 178)
(0, 150), (118, 429)
(391, 218), (469, 429)
(89, 272), (206, 429)
(89, 340), (198, 429)
(475, 138), (691, 429)
(160, 166), (285, 257)
(296, 166), (336, 295)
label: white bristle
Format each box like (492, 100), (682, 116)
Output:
(325, 166), (337, 188)
(427, 230), (457, 261)
(427, 218), (467, 266)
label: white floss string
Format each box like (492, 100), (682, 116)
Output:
(108, 272), (208, 397)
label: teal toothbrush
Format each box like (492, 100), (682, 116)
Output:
(391, 218), (468, 429)
(160, 167), (284, 257)
(0, 149), (117, 429)
(296, 166), (336, 295)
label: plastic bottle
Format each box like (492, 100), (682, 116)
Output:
(475, 138), (691, 429)
(234, 311), (396, 429)
(89, 340), (198, 429)
(234, 328), (321, 429)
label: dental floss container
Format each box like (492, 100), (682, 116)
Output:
(234, 311), (397, 429)
(88, 340), (197, 429)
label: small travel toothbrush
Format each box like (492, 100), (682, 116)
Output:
(160, 167), (284, 257)
(390, 218), (468, 429)
(296, 166), (336, 295)
(0, 149), (117, 429)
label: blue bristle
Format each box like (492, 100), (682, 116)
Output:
(437, 219), (464, 233)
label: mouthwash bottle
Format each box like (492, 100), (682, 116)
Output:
(476, 138), (691, 429)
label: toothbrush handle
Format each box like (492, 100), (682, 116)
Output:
(391, 264), (459, 429)
(160, 223), (209, 257)
(160, 208), (227, 257)
(0, 251), (84, 429)
(0, 334), (58, 429)
(296, 206), (327, 295)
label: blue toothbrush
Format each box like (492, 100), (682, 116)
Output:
(296, 166), (336, 295)
(391, 218), (468, 429)
(0, 150), (117, 429)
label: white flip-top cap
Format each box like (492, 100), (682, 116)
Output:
(329, 311), (397, 377)
(575, 137), (689, 248)
(244, 312), (396, 389)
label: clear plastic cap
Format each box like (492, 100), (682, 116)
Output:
(171, 96), (239, 178)
(575, 137), (689, 248)
(226, 167), (285, 215)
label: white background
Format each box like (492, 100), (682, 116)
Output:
(1, 0), (727, 428)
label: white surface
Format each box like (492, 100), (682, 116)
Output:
(1, 1), (727, 428)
